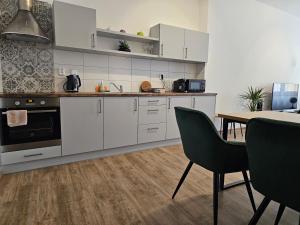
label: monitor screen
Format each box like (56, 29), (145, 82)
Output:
(271, 83), (299, 110)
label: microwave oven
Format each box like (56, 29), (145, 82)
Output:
(173, 79), (206, 93)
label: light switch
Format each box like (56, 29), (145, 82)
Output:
(58, 67), (66, 76)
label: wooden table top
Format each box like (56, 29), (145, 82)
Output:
(217, 111), (300, 124)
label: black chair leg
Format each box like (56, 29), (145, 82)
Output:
(274, 204), (285, 225)
(240, 123), (244, 137)
(242, 171), (256, 212)
(219, 173), (225, 191)
(248, 197), (271, 225)
(213, 172), (219, 225)
(172, 161), (193, 199)
(233, 122), (236, 139)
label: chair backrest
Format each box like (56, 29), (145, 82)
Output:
(246, 118), (300, 212)
(175, 107), (224, 172)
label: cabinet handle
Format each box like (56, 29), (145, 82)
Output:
(147, 127), (159, 131)
(161, 43), (164, 56)
(147, 109), (159, 113)
(185, 47), (188, 59)
(91, 33), (95, 48)
(168, 98), (171, 109)
(148, 100), (159, 103)
(193, 97), (196, 108)
(98, 99), (102, 114)
(24, 153), (43, 158)
(134, 99), (138, 111)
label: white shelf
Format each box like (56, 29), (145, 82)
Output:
(96, 28), (160, 43)
(54, 46), (204, 63)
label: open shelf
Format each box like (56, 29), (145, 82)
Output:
(96, 28), (160, 43)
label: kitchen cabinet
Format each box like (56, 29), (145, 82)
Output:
(60, 97), (103, 156)
(53, 1), (97, 50)
(192, 96), (216, 120)
(150, 24), (185, 60)
(104, 97), (138, 149)
(184, 29), (209, 62)
(166, 96), (192, 140)
(150, 24), (209, 62)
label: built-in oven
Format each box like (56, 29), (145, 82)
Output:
(0, 97), (61, 153)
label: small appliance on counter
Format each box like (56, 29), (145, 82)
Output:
(63, 73), (81, 92)
(173, 79), (206, 93)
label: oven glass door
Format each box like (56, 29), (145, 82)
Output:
(0, 107), (61, 146)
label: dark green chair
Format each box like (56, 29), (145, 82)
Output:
(246, 118), (300, 225)
(173, 107), (256, 225)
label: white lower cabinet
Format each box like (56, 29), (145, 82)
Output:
(166, 96), (192, 140)
(192, 96), (216, 120)
(104, 97), (138, 149)
(60, 97), (104, 156)
(1, 146), (61, 165)
(138, 123), (166, 144)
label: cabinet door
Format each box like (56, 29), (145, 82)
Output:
(184, 29), (209, 62)
(166, 97), (192, 140)
(192, 96), (216, 120)
(53, 1), (97, 50)
(60, 97), (103, 156)
(160, 24), (185, 59)
(104, 97), (138, 149)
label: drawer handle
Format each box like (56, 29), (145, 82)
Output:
(147, 109), (159, 113)
(24, 153), (43, 158)
(148, 127), (159, 131)
(148, 100), (159, 103)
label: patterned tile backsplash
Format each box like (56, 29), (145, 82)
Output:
(0, 0), (54, 93)
(0, 0), (205, 93)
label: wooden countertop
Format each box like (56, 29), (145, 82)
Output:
(0, 92), (217, 98)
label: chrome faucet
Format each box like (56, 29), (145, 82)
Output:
(110, 82), (123, 93)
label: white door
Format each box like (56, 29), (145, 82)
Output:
(104, 97), (138, 149)
(192, 96), (216, 121)
(53, 1), (97, 50)
(184, 29), (209, 62)
(160, 24), (185, 59)
(166, 97), (192, 140)
(60, 97), (103, 156)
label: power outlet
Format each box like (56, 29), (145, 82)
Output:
(58, 67), (66, 76)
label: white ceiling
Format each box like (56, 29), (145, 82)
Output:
(258, 0), (300, 17)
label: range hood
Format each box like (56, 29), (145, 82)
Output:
(1, 0), (50, 43)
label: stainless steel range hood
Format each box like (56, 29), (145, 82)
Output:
(1, 0), (50, 43)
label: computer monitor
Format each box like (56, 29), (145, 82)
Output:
(271, 83), (299, 111)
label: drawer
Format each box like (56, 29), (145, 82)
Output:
(138, 123), (166, 144)
(139, 97), (166, 106)
(139, 105), (166, 124)
(1, 146), (62, 165)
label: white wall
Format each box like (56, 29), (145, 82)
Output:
(47, 0), (208, 33)
(206, 0), (300, 113)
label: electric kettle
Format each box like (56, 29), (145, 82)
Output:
(63, 74), (81, 92)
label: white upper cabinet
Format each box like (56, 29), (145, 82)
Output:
(150, 24), (209, 62)
(60, 97), (103, 156)
(184, 29), (209, 62)
(151, 24), (185, 60)
(53, 1), (97, 50)
(104, 97), (138, 149)
(166, 96), (192, 140)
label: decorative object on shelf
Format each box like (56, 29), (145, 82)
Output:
(140, 81), (152, 92)
(137, 31), (144, 36)
(120, 29), (126, 33)
(240, 86), (266, 111)
(118, 40), (131, 52)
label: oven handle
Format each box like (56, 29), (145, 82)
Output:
(2, 109), (57, 115)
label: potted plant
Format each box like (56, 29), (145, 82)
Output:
(240, 86), (266, 111)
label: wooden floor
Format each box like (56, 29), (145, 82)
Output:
(0, 132), (298, 225)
